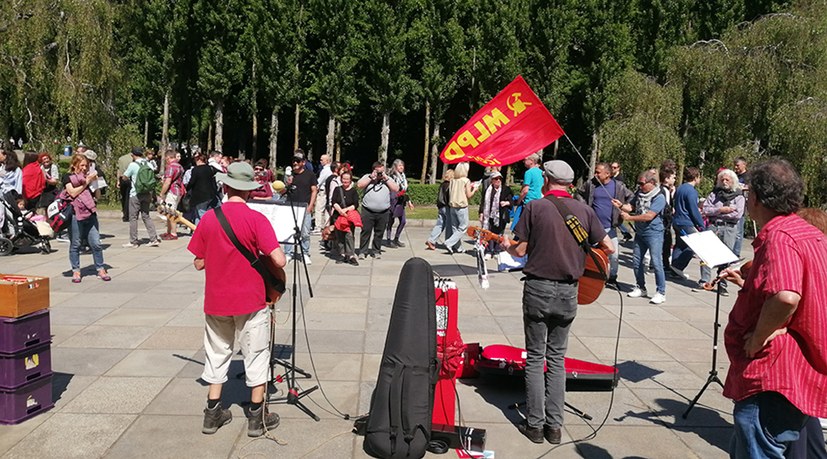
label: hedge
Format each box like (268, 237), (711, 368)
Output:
(405, 183), (522, 206)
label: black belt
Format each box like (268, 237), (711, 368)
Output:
(522, 274), (577, 284)
(712, 220), (737, 227)
(363, 207), (389, 214)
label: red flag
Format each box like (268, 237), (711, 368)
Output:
(440, 75), (565, 167)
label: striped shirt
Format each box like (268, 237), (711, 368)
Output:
(723, 213), (827, 417)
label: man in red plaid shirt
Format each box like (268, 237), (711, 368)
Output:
(159, 149), (186, 240)
(722, 158), (827, 458)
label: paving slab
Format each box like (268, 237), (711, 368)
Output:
(0, 216), (755, 458)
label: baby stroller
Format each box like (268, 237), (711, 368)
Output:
(1, 191), (52, 256)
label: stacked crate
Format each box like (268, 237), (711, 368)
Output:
(0, 274), (53, 424)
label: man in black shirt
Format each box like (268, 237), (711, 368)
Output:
(186, 152), (218, 224)
(283, 151), (317, 264)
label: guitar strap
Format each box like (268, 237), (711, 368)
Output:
(543, 194), (608, 279)
(214, 207), (286, 295)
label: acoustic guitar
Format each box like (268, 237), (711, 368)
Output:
(259, 256), (287, 305)
(466, 226), (609, 305)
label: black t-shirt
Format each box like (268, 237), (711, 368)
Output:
(331, 186), (359, 217)
(187, 164), (217, 205)
(289, 169), (317, 204)
(514, 195), (607, 281)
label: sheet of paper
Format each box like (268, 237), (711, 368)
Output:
(247, 201), (306, 244)
(680, 230), (739, 268)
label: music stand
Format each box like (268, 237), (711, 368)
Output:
(251, 198), (320, 421)
(679, 231), (738, 419)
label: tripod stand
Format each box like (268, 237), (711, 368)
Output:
(682, 268), (726, 419)
(269, 194), (320, 421)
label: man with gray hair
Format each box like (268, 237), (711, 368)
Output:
(314, 154), (332, 234)
(502, 160), (613, 444)
(619, 169), (667, 304)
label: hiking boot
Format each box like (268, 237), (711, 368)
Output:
(245, 405), (280, 437)
(518, 422), (544, 444)
(544, 425), (562, 444)
(393, 239), (405, 248)
(202, 404), (232, 434)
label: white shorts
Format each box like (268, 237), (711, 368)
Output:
(202, 308), (271, 387)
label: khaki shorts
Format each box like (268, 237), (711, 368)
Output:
(202, 308), (271, 387)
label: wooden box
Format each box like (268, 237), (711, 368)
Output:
(0, 275), (50, 318)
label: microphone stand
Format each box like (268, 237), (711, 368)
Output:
(269, 187), (320, 421)
(682, 264), (726, 418)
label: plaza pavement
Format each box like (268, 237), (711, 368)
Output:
(0, 212), (745, 458)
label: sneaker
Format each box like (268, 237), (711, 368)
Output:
(669, 266), (689, 280)
(147, 239), (161, 247)
(303, 254), (312, 265)
(484, 253), (493, 261)
(122, 242), (140, 248)
(628, 287), (647, 298)
(649, 292), (666, 304)
(691, 281), (706, 293)
(386, 239), (398, 248)
(245, 405), (280, 437)
(518, 422), (544, 444)
(56, 232), (70, 242)
(202, 404), (232, 434)
(348, 257), (359, 266)
(544, 425), (562, 444)
(393, 239), (406, 248)
(720, 287), (729, 297)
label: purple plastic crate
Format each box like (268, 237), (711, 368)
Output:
(0, 374), (53, 424)
(0, 309), (51, 354)
(0, 343), (52, 390)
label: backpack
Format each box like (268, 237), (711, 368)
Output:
(47, 191), (73, 232)
(134, 161), (157, 194)
(659, 186), (673, 226)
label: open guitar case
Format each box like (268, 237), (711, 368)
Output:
(354, 257), (438, 459)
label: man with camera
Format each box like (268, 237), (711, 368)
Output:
(357, 161), (399, 259)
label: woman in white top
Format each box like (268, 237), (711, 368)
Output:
(442, 162), (479, 254)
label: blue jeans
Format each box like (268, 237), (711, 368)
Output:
(428, 207), (448, 244)
(633, 231), (665, 294)
(443, 207), (469, 251)
(671, 224), (698, 271)
(283, 210), (311, 259)
(69, 214), (105, 272)
(522, 278), (578, 429)
(730, 392), (807, 459)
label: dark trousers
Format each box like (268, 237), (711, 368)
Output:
(119, 178), (131, 220)
(662, 224), (673, 270)
(359, 207), (390, 254)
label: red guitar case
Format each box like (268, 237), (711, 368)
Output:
(470, 344), (618, 391)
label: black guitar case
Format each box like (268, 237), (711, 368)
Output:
(363, 257), (438, 459)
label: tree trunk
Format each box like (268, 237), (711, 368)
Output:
(421, 101), (430, 183)
(335, 120), (342, 162)
(379, 111), (390, 164)
(269, 107), (279, 172)
(161, 90), (170, 150)
(293, 103), (300, 152)
(589, 132), (598, 177)
(143, 118), (149, 148)
(251, 62), (257, 159)
(207, 122), (213, 152)
(326, 113), (335, 157)
(428, 122), (441, 184)
(214, 99), (224, 153)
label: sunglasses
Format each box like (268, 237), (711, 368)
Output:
(637, 181), (648, 186)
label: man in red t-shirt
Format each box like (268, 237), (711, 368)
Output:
(187, 161), (286, 437)
(722, 158), (827, 457)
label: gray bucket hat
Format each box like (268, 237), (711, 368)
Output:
(215, 162), (262, 191)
